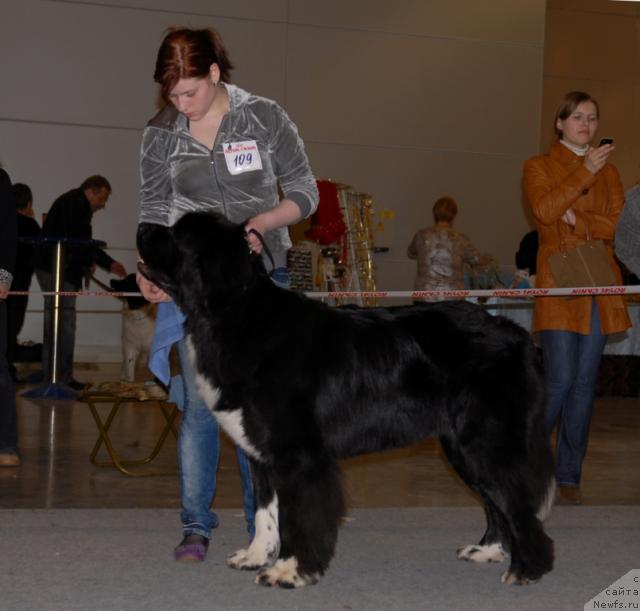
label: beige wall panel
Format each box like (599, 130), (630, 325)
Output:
(544, 9), (638, 83)
(633, 83), (640, 183)
(542, 0), (640, 189)
(285, 26), (542, 155)
(547, 0), (640, 16)
(306, 142), (531, 291)
(0, 1), (288, 128)
(289, 0), (544, 44)
(75, 0), (288, 21)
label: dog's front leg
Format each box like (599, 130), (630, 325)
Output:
(255, 456), (345, 588)
(227, 462), (280, 570)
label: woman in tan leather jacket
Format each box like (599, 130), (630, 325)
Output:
(523, 91), (630, 505)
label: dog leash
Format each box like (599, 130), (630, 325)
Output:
(246, 228), (277, 277)
(89, 274), (126, 302)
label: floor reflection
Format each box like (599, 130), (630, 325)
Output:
(3, 363), (639, 509)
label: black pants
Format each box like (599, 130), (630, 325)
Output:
(0, 300), (18, 453)
(6, 270), (32, 374)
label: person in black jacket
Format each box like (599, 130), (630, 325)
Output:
(35, 175), (126, 390)
(515, 229), (539, 276)
(6, 183), (40, 381)
(0, 168), (20, 466)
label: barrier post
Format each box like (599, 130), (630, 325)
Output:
(22, 238), (79, 400)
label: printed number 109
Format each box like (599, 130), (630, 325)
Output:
(234, 153), (252, 167)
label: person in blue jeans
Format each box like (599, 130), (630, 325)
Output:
(523, 91), (630, 505)
(136, 26), (319, 562)
(539, 301), (606, 494)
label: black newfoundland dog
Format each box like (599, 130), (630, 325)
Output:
(139, 211), (555, 589)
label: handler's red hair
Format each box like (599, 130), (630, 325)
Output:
(153, 27), (234, 100)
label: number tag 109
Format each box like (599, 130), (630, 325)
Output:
(222, 140), (263, 175)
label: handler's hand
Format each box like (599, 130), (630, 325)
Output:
(245, 216), (269, 254)
(584, 143), (614, 175)
(136, 272), (172, 303)
(110, 261), (127, 278)
(0, 282), (8, 300)
(561, 208), (576, 228)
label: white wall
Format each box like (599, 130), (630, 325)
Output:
(0, 0), (546, 360)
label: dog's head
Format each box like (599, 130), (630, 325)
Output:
(139, 212), (265, 312)
(110, 273), (150, 310)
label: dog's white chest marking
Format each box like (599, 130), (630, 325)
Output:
(214, 409), (260, 460)
(186, 336), (260, 460)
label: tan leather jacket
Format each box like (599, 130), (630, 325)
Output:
(523, 141), (630, 335)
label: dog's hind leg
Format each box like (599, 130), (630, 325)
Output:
(228, 461), (280, 571)
(441, 435), (554, 584)
(497, 506), (554, 585)
(456, 497), (508, 564)
(255, 456), (345, 588)
(439, 437), (509, 564)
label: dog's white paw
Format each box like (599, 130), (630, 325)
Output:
(501, 570), (537, 585)
(227, 543), (275, 571)
(255, 558), (318, 589)
(457, 543), (506, 563)
(227, 500), (281, 571)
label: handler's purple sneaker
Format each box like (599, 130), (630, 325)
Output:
(174, 534), (209, 563)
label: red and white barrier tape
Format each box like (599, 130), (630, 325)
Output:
(7, 285), (640, 299)
(307, 285), (640, 300)
(6, 290), (141, 298)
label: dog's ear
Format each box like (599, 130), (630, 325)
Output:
(171, 212), (257, 309)
(136, 222), (183, 299)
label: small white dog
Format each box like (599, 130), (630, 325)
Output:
(110, 275), (157, 382)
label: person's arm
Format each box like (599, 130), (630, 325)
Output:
(0, 169), (17, 298)
(246, 103), (319, 252)
(573, 164), (624, 241)
(93, 248), (125, 277)
(136, 125), (175, 301)
(461, 234), (481, 267)
(139, 126), (174, 227)
(523, 156), (597, 228)
(245, 200), (304, 251)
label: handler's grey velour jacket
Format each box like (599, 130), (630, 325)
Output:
(138, 83), (319, 260)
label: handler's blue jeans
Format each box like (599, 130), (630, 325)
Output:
(176, 337), (255, 540)
(539, 301), (606, 486)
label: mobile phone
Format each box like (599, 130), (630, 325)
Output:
(599, 138), (614, 146)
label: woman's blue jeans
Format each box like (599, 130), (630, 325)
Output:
(176, 338), (255, 540)
(539, 301), (607, 486)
